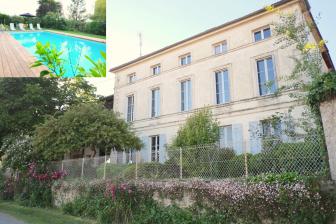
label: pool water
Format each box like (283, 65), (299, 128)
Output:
(10, 31), (106, 77)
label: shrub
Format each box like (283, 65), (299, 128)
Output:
(84, 21), (106, 35)
(96, 163), (134, 182)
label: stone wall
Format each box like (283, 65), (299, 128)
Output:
(320, 97), (336, 181)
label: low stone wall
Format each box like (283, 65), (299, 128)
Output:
(320, 97), (336, 180)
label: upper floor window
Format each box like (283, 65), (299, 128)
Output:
(127, 95), (134, 122)
(181, 80), (192, 111)
(152, 64), (161, 75)
(180, 54), (191, 66)
(215, 70), (230, 104)
(219, 125), (233, 149)
(128, 73), (136, 84)
(151, 135), (160, 162)
(214, 41), (228, 55)
(151, 88), (160, 117)
(257, 57), (277, 96)
(254, 27), (271, 42)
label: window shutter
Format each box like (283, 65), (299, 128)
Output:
(249, 121), (262, 154)
(140, 136), (149, 162)
(159, 134), (166, 163)
(281, 121), (290, 143)
(219, 127), (225, 148)
(187, 80), (192, 110)
(232, 124), (243, 155)
(156, 90), (160, 116)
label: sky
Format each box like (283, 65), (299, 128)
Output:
(0, 0), (96, 17)
(104, 0), (336, 96)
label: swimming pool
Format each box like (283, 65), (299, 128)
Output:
(10, 31), (106, 77)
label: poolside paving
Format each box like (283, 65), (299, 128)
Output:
(0, 32), (47, 77)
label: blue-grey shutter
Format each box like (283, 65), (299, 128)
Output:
(159, 134), (166, 163)
(156, 90), (160, 116)
(281, 121), (290, 143)
(219, 127), (225, 148)
(187, 80), (192, 110)
(232, 124), (243, 155)
(141, 136), (149, 162)
(249, 121), (262, 154)
(223, 70), (230, 103)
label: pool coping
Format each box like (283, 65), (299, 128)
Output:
(8, 30), (106, 43)
(47, 30), (106, 43)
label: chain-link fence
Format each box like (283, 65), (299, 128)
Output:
(51, 135), (326, 181)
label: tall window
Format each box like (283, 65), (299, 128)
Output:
(151, 135), (160, 162)
(257, 57), (277, 96)
(127, 95), (134, 122)
(180, 54), (191, 66)
(152, 64), (161, 75)
(214, 41), (228, 55)
(215, 70), (230, 104)
(254, 27), (271, 42)
(151, 88), (160, 117)
(219, 125), (233, 149)
(261, 119), (281, 138)
(128, 73), (136, 84)
(181, 80), (192, 111)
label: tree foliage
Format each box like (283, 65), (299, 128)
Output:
(33, 103), (142, 160)
(93, 0), (106, 21)
(68, 0), (86, 22)
(171, 108), (220, 147)
(36, 0), (62, 18)
(0, 135), (41, 172)
(0, 78), (98, 147)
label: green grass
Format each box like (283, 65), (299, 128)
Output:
(0, 201), (96, 224)
(47, 29), (106, 40)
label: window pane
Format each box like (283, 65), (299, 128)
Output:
(263, 28), (271, 39)
(254, 31), (262, 42)
(215, 45), (221, 54)
(257, 60), (267, 95)
(222, 42), (228, 53)
(215, 72), (221, 104)
(223, 70), (230, 103)
(181, 82), (185, 111)
(266, 58), (276, 93)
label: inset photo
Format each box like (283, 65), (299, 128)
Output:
(0, 0), (106, 77)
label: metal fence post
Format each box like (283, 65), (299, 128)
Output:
(81, 157), (85, 179)
(103, 155), (107, 180)
(244, 141), (249, 178)
(179, 147), (183, 179)
(61, 161), (64, 172)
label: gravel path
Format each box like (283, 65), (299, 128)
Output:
(0, 212), (25, 224)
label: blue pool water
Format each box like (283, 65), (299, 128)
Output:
(10, 31), (106, 77)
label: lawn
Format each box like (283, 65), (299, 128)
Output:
(47, 29), (106, 40)
(0, 201), (96, 224)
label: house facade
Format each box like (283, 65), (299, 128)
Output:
(110, 0), (333, 163)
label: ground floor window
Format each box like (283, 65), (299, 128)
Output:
(151, 135), (160, 162)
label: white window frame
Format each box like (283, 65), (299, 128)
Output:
(254, 27), (271, 42)
(215, 69), (230, 104)
(214, 41), (228, 55)
(180, 79), (192, 112)
(128, 73), (136, 84)
(256, 56), (277, 96)
(150, 135), (160, 162)
(152, 64), (161, 75)
(126, 94), (134, 122)
(151, 88), (160, 118)
(180, 54), (191, 66)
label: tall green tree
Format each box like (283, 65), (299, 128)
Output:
(36, 0), (62, 18)
(68, 0), (86, 22)
(0, 78), (98, 148)
(93, 0), (106, 21)
(33, 103), (142, 160)
(171, 108), (220, 147)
